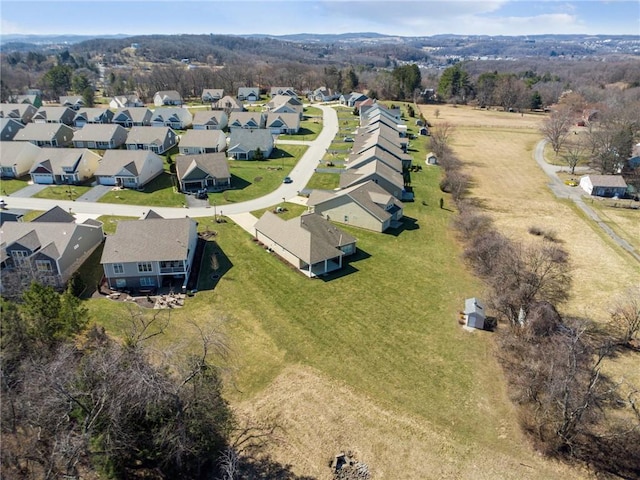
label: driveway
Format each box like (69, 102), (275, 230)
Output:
(7, 184), (48, 198)
(534, 140), (640, 263)
(0, 105), (339, 219)
(76, 185), (113, 202)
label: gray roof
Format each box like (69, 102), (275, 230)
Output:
(72, 124), (126, 142)
(229, 111), (265, 128)
(30, 148), (99, 175)
(33, 106), (75, 122)
(339, 160), (404, 191)
(228, 129), (273, 152)
(95, 150), (162, 177)
(154, 90), (182, 102)
(151, 107), (192, 125)
(202, 88), (224, 98)
(213, 96), (244, 110)
(176, 153), (230, 182)
(125, 126), (174, 145)
(178, 129), (226, 148)
(347, 146), (403, 173)
(255, 212), (356, 265)
(59, 95), (83, 105)
(113, 107), (152, 124)
(583, 174), (628, 188)
(14, 123), (74, 141)
(0, 141), (41, 167)
(101, 217), (196, 263)
(193, 110), (227, 126)
(266, 112), (300, 129)
(309, 180), (402, 223)
(74, 107), (113, 122)
(32, 205), (75, 223)
(0, 103), (37, 122)
(1, 221), (102, 262)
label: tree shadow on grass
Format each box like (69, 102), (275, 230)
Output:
(137, 172), (176, 194)
(195, 238), (233, 291)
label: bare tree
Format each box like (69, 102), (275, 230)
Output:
(560, 137), (586, 175)
(609, 286), (640, 345)
(541, 107), (574, 158)
(428, 122), (455, 159)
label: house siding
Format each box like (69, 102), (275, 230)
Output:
(314, 197), (386, 232)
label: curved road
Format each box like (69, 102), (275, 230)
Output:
(534, 140), (640, 263)
(1, 105), (339, 224)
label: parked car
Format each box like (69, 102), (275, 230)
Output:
(195, 188), (208, 199)
(283, 176), (293, 184)
(343, 137), (354, 142)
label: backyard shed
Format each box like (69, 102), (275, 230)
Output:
(464, 298), (486, 329)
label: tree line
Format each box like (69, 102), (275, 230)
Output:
(0, 283), (311, 479)
(430, 126), (640, 478)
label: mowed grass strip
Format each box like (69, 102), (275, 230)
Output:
(98, 173), (185, 207)
(32, 184), (93, 200)
(1, 177), (30, 195)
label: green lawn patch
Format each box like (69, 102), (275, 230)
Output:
(305, 171), (340, 190)
(97, 215), (137, 235)
(251, 202), (307, 220)
(1, 177), (30, 195)
(98, 173), (185, 207)
(278, 119), (323, 141)
(32, 185), (93, 201)
(303, 106), (322, 117)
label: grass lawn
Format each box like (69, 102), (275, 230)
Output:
(251, 202), (307, 220)
(97, 214), (137, 234)
(303, 106), (322, 117)
(32, 185), (93, 201)
(206, 146), (308, 205)
(98, 173), (185, 207)
(278, 118), (323, 141)
(305, 171), (340, 190)
(1, 177), (30, 195)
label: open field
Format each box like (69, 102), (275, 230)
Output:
(86, 146), (591, 479)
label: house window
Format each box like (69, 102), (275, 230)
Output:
(115, 278), (126, 288)
(35, 260), (52, 272)
(344, 215), (349, 222)
(11, 250), (28, 265)
(140, 277), (155, 287)
(137, 262), (153, 273)
(113, 263), (124, 274)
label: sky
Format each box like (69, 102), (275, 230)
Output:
(1, 0), (639, 37)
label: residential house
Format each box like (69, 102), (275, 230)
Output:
(228, 129), (274, 160)
(109, 94), (143, 109)
(73, 107), (114, 127)
(254, 212), (356, 278)
(29, 148), (101, 185)
(228, 111), (266, 130)
(13, 123), (74, 147)
(346, 147), (404, 174)
(0, 213), (104, 292)
(59, 95), (85, 110)
(150, 107), (193, 130)
(579, 175), (628, 198)
(0, 141), (41, 178)
(0, 208), (28, 226)
(32, 106), (76, 125)
(0, 103), (38, 124)
(339, 160), (407, 200)
(7, 93), (42, 108)
(94, 150), (164, 189)
(426, 152), (438, 165)
(350, 135), (412, 169)
(266, 95), (304, 118)
(175, 153), (231, 192)
(178, 130), (227, 155)
(101, 217), (198, 290)
(125, 126), (178, 154)
(112, 107), (153, 127)
(32, 205), (75, 223)
(153, 90), (183, 106)
(266, 112), (300, 134)
(361, 103), (403, 125)
(269, 87), (297, 98)
(0, 118), (24, 141)
(308, 87), (338, 102)
(72, 124), (128, 149)
(212, 96), (244, 112)
(358, 121), (408, 153)
(201, 89), (224, 102)
(308, 180), (404, 232)
(340, 92), (369, 107)
(192, 110), (228, 130)
(237, 87), (260, 102)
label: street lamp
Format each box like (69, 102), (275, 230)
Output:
(213, 200), (217, 222)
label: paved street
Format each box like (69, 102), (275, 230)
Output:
(1, 105), (339, 222)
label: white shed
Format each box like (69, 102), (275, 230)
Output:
(465, 298), (486, 329)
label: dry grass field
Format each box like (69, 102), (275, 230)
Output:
(419, 104), (640, 324)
